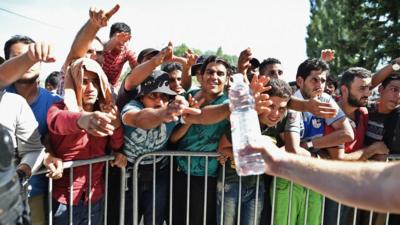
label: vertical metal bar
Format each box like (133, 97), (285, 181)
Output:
(353, 208), (358, 225)
(169, 156), (173, 225)
(336, 203), (342, 225)
(304, 188), (310, 225)
(203, 156), (208, 225)
(133, 165), (138, 225)
(321, 196), (325, 225)
(104, 161), (109, 225)
(368, 211), (373, 225)
(220, 164), (226, 225)
(253, 175), (260, 225)
(270, 177), (276, 225)
(237, 176), (242, 225)
(88, 164), (92, 225)
(186, 156), (191, 225)
(69, 167), (74, 225)
(385, 213), (390, 225)
(287, 181), (294, 225)
(49, 177), (53, 225)
(119, 167), (126, 225)
(152, 156), (156, 225)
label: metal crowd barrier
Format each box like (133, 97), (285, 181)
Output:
(28, 153), (400, 225)
(32, 155), (126, 225)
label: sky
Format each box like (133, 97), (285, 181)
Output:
(0, 0), (310, 82)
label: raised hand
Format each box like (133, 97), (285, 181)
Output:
(89, 4), (120, 27)
(238, 48), (252, 74)
(184, 49), (198, 67)
(27, 42), (56, 63)
(321, 49), (335, 62)
(251, 74), (273, 115)
(115, 32), (131, 44)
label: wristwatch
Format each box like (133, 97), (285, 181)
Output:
(392, 60), (400, 71)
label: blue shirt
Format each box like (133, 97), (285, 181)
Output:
(285, 90), (345, 144)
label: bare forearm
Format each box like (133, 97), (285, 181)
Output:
(123, 108), (165, 129)
(184, 104), (229, 125)
(371, 64), (395, 89)
(181, 65), (192, 91)
(124, 59), (158, 90)
(0, 53), (36, 89)
(277, 154), (400, 212)
(103, 38), (119, 52)
(65, 20), (100, 66)
(312, 130), (353, 149)
(170, 124), (191, 143)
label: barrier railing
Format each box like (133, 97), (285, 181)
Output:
(27, 153), (400, 225)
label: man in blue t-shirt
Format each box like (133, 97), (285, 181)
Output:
(4, 35), (63, 225)
(275, 58), (353, 225)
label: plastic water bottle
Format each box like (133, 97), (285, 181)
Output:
(229, 73), (265, 176)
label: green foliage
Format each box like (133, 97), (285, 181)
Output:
(173, 44), (238, 67)
(306, 0), (400, 76)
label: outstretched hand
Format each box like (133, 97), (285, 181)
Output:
(307, 97), (337, 119)
(77, 111), (117, 136)
(26, 42), (56, 63)
(89, 4), (120, 27)
(251, 74), (273, 115)
(321, 49), (335, 62)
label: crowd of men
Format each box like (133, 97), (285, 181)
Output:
(0, 4), (399, 225)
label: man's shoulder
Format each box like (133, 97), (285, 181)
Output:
(39, 88), (62, 101)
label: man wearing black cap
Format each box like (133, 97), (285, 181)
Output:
(116, 42), (189, 110)
(121, 70), (200, 225)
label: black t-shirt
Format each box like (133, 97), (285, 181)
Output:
(366, 103), (400, 154)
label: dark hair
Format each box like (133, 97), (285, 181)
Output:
(339, 67), (371, 92)
(381, 72), (400, 88)
(326, 75), (338, 89)
(4, 35), (35, 60)
(0, 56), (4, 65)
(259, 58), (281, 75)
(266, 79), (292, 99)
(45, 71), (60, 87)
(162, 62), (183, 73)
(200, 55), (231, 76)
(109, 22), (131, 38)
(296, 58), (329, 80)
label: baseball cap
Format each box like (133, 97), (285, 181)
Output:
(191, 55), (208, 76)
(138, 70), (177, 97)
(137, 48), (160, 64)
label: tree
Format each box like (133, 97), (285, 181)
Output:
(173, 43), (238, 67)
(306, 0), (400, 76)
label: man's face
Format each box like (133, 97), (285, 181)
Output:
(298, 70), (327, 99)
(260, 63), (283, 79)
(346, 77), (371, 107)
(259, 96), (289, 127)
(86, 39), (104, 64)
(9, 42), (40, 83)
(324, 81), (336, 96)
(45, 83), (56, 92)
(379, 80), (400, 112)
(201, 62), (227, 95)
(82, 70), (100, 107)
(141, 92), (169, 108)
(168, 70), (184, 94)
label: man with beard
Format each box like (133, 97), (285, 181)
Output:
(323, 67), (390, 225)
(278, 58), (354, 225)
